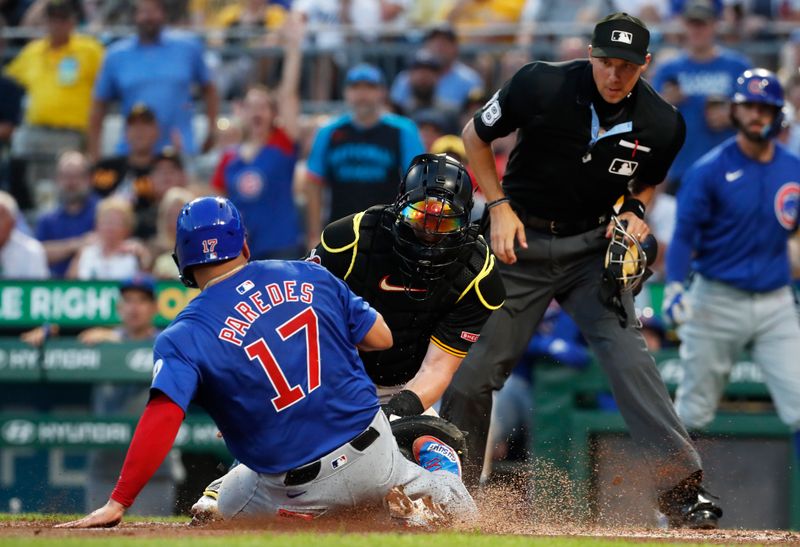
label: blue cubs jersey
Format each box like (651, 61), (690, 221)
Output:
(212, 128), (302, 257)
(652, 50), (750, 184)
(151, 260), (380, 473)
(667, 138), (800, 292)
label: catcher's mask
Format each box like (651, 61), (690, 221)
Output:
(600, 216), (658, 327)
(391, 153), (475, 289)
(390, 415), (469, 468)
(604, 216), (650, 294)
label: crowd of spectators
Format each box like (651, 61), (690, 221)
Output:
(0, 0), (796, 287)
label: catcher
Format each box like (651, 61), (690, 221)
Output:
(192, 153), (505, 520)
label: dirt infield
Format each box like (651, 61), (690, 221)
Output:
(2, 470), (797, 544)
(1, 513), (799, 544)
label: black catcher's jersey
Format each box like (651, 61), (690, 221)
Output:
(309, 206), (506, 387)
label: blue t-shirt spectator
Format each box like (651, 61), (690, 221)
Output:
(651, 49), (750, 187)
(211, 128), (301, 259)
(390, 61), (483, 114)
(35, 194), (99, 277)
(668, 0), (723, 17)
(94, 30), (211, 155)
(307, 112), (424, 222)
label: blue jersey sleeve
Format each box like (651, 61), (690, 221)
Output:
(190, 39), (211, 86)
(651, 61), (676, 93)
(93, 51), (119, 101)
(151, 329), (201, 412)
(389, 72), (410, 106)
(399, 118), (424, 170)
(666, 163), (712, 283)
(34, 214), (54, 242)
(306, 123), (334, 181)
(332, 273), (378, 345)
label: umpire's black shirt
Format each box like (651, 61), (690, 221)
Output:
(474, 59), (685, 222)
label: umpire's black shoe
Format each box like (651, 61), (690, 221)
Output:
(657, 471), (723, 529)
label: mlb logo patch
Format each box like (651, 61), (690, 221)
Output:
(460, 331), (480, 343)
(236, 280), (255, 295)
(331, 454), (348, 469)
(608, 158), (638, 176)
(611, 30), (633, 44)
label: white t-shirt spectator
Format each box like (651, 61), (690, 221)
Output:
(293, 0), (411, 47)
(1, 230), (49, 279)
(75, 244), (139, 280)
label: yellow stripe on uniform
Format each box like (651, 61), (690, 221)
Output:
(320, 211), (365, 281)
(474, 254), (505, 311)
(455, 244), (504, 310)
(430, 336), (468, 358)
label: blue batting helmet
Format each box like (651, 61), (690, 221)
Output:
(172, 196), (245, 288)
(731, 68), (785, 139)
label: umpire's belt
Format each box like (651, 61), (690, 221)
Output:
(523, 213), (609, 236)
(283, 426), (380, 486)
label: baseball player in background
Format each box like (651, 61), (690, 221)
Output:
(57, 196), (476, 528)
(191, 153), (503, 520)
(441, 12), (723, 529)
(664, 69), (800, 454)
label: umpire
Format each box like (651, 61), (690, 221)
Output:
(439, 13), (722, 529)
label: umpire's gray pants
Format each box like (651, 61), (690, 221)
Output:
(440, 225), (702, 490)
(217, 410), (477, 521)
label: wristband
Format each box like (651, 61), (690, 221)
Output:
(385, 389), (424, 417)
(486, 197), (511, 210)
(619, 198), (646, 220)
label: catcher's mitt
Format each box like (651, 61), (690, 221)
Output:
(390, 415), (468, 467)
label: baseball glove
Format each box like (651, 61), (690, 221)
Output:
(390, 415), (469, 467)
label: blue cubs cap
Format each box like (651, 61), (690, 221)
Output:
(732, 68), (785, 139)
(173, 196), (246, 288)
(119, 274), (156, 300)
(345, 63), (385, 86)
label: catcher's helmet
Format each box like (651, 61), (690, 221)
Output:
(172, 196), (245, 288)
(731, 68), (785, 139)
(391, 153), (475, 283)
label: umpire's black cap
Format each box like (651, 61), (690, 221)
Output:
(591, 13), (650, 66)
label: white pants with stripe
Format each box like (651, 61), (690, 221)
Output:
(216, 410), (476, 521)
(675, 275), (800, 431)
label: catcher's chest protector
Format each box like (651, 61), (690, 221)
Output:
(348, 208), (483, 386)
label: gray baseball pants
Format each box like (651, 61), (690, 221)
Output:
(676, 275), (800, 431)
(440, 225), (702, 489)
(217, 410), (477, 520)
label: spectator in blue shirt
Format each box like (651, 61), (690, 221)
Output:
(305, 64), (425, 248)
(651, 0), (750, 193)
(35, 151), (99, 278)
(87, 0), (219, 162)
(390, 25), (483, 116)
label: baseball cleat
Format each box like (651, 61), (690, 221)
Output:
(384, 485), (448, 527)
(657, 472), (722, 529)
(412, 435), (462, 478)
(190, 476), (223, 525)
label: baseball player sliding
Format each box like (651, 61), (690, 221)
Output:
(192, 153), (503, 521)
(665, 70), (800, 446)
(57, 196), (476, 528)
